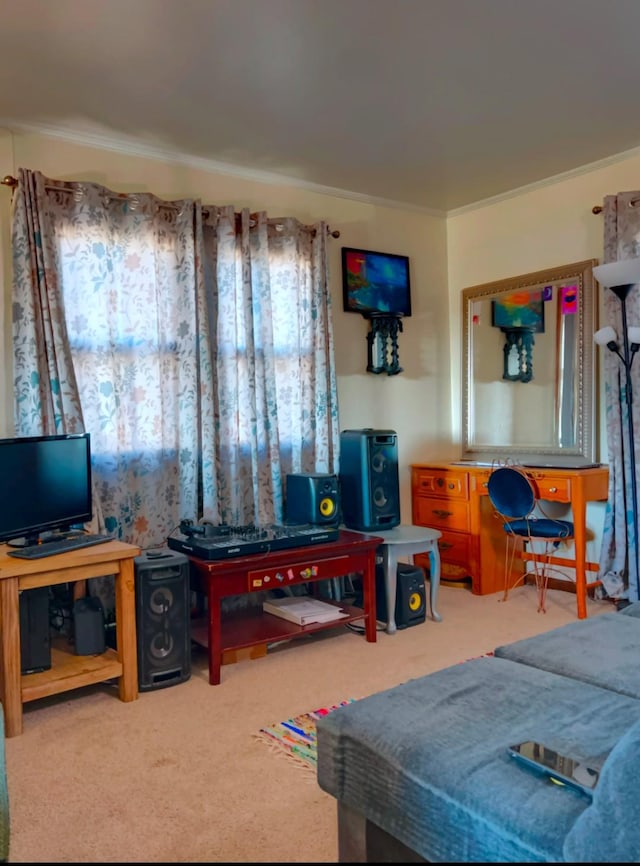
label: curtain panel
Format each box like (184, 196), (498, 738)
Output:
(599, 192), (640, 602)
(11, 169), (339, 567)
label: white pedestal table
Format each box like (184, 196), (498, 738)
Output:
(349, 524), (443, 634)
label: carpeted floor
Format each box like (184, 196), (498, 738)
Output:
(4, 583), (613, 862)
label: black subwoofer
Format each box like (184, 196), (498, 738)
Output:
(339, 429), (401, 531)
(285, 473), (340, 525)
(134, 549), (191, 691)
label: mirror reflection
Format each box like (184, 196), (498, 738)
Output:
(461, 260), (598, 467)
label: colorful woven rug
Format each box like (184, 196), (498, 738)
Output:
(254, 699), (357, 773)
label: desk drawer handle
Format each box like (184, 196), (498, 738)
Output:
(433, 509), (453, 519)
(439, 541), (453, 551)
(547, 486), (558, 493)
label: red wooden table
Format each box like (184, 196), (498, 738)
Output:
(188, 528), (382, 684)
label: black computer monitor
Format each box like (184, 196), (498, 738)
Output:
(0, 433), (92, 547)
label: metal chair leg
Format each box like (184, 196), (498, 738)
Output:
(502, 533), (526, 602)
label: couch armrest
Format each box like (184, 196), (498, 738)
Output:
(563, 716), (640, 862)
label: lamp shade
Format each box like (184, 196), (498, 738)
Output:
(593, 257), (640, 288)
(594, 326), (617, 346)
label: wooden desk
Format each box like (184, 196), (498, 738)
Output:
(0, 540), (140, 737)
(188, 528), (382, 685)
(412, 463), (609, 619)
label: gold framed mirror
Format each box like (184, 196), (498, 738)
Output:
(461, 259), (599, 467)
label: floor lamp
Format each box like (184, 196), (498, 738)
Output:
(593, 258), (640, 601)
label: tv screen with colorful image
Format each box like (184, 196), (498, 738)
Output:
(342, 247), (411, 317)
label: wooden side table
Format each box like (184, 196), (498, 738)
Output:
(187, 528), (382, 684)
(0, 540), (140, 737)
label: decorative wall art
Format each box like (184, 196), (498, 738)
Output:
(342, 247), (411, 317)
(342, 247), (411, 375)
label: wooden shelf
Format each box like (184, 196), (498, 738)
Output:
(21, 639), (123, 703)
(191, 599), (364, 653)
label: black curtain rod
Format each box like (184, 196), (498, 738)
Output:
(1, 175), (340, 238)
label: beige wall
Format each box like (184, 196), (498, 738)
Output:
(0, 129), (451, 522)
(4, 128), (640, 545)
(446, 151), (640, 566)
(447, 151), (640, 460)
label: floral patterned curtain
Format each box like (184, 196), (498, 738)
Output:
(11, 169), (339, 568)
(199, 206), (339, 525)
(11, 169), (216, 557)
(599, 192), (640, 603)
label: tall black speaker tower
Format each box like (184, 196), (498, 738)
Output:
(134, 549), (191, 691)
(339, 429), (401, 531)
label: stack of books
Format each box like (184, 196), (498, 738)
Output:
(263, 596), (348, 625)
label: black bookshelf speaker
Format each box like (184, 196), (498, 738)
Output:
(376, 562), (426, 629)
(339, 429), (401, 531)
(285, 473), (340, 525)
(134, 549), (191, 691)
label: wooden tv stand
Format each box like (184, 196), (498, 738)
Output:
(0, 539), (140, 737)
(187, 528), (382, 685)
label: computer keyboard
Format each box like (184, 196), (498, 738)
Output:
(7, 533), (112, 559)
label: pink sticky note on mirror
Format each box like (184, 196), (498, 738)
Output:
(561, 285), (578, 314)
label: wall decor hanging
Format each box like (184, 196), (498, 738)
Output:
(342, 247), (411, 375)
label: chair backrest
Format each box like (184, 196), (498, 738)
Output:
(487, 466), (535, 520)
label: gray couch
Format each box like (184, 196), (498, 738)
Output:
(316, 604), (640, 862)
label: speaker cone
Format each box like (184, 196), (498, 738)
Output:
(371, 451), (387, 473)
(150, 587), (173, 615)
(149, 630), (175, 660)
(373, 486), (389, 507)
(320, 496), (336, 517)
(409, 592), (423, 612)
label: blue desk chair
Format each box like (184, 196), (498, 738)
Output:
(487, 465), (574, 613)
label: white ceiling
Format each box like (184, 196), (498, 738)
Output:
(2, 0), (640, 213)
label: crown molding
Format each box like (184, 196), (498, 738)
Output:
(6, 118), (640, 218)
(0, 119), (445, 218)
(447, 143), (640, 217)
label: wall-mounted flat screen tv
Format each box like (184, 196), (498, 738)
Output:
(342, 247), (412, 317)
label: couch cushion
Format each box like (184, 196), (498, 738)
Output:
(494, 611), (640, 699)
(316, 656), (640, 863)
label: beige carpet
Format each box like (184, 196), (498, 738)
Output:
(5, 584), (613, 862)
